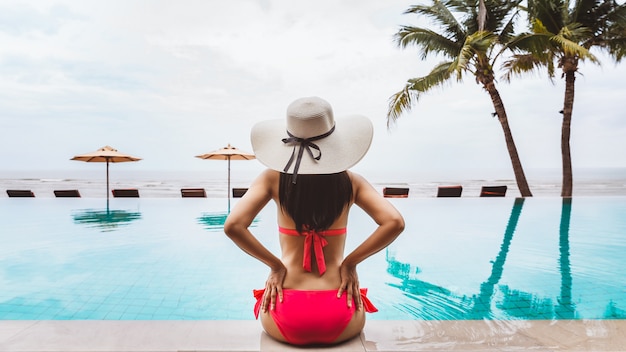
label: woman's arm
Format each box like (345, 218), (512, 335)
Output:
(223, 169), (286, 311)
(338, 171), (405, 308)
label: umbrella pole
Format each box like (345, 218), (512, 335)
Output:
(227, 156), (231, 212)
(106, 159), (110, 201)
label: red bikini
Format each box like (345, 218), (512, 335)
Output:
(254, 288), (377, 345)
(253, 227), (378, 345)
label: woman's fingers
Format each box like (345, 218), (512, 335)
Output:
(338, 280), (361, 309)
(276, 286), (283, 304)
(337, 282), (345, 299)
(261, 266), (286, 312)
(338, 264), (362, 309)
(353, 285), (362, 310)
(269, 287), (277, 310)
(346, 285), (353, 308)
(262, 288), (271, 312)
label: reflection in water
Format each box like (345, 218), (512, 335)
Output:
(385, 197), (583, 320)
(385, 250), (471, 319)
(197, 212), (259, 231)
(605, 300), (626, 318)
(557, 198), (576, 318)
(497, 285), (556, 319)
(471, 198), (525, 318)
(197, 212), (229, 231)
(495, 198), (579, 319)
(72, 208), (142, 232)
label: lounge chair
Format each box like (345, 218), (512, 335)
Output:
(383, 187), (409, 198)
(6, 189), (35, 197)
(480, 185), (507, 197)
(437, 185), (463, 197)
(232, 188), (248, 198)
(181, 188), (207, 198)
(54, 189), (81, 198)
(112, 188), (140, 198)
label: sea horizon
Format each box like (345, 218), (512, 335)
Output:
(1, 167), (626, 198)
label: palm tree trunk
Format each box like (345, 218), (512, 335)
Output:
(561, 68), (575, 197)
(484, 81), (533, 197)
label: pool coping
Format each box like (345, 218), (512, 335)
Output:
(1, 319), (625, 351)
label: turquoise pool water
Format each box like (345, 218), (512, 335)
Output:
(1, 197), (625, 320)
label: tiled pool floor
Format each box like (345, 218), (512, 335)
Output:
(1, 320), (625, 351)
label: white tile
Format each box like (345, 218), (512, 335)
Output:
(258, 332), (365, 352)
(2, 320), (625, 351)
(362, 320), (626, 351)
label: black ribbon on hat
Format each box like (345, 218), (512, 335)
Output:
(282, 125), (335, 184)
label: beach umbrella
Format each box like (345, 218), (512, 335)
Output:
(195, 143), (255, 211)
(71, 145), (142, 200)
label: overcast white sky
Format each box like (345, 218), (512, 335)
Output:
(1, 0), (624, 183)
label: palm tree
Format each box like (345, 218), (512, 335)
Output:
(505, 0), (626, 197)
(388, 0), (533, 197)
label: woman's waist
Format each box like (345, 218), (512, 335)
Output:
(282, 266), (341, 290)
(281, 253), (342, 268)
(281, 257), (341, 275)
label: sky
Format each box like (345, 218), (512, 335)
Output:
(1, 0), (625, 183)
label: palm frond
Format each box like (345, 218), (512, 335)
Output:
(499, 7), (520, 42)
(531, 18), (551, 35)
(469, 30), (498, 52)
(395, 26), (461, 59)
(405, 1), (466, 42)
(552, 30), (598, 62)
(503, 30), (550, 55)
(501, 53), (556, 81)
(603, 37), (626, 62)
(527, 0), (567, 33)
(559, 22), (592, 42)
(387, 86), (419, 127)
(609, 3), (626, 24)
(386, 62), (455, 125)
(593, 2), (626, 61)
(454, 43), (475, 79)
(484, 0), (524, 35)
(453, 30), (497, 77)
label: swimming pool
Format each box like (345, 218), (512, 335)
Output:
(1, 197), (625, 321)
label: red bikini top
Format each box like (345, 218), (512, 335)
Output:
(278, 226), (347, 275)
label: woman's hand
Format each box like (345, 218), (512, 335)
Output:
(262, 265), (287, 312)
(338, 262), (361, 310)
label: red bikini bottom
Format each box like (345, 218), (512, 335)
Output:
(253, 288), (377, 345)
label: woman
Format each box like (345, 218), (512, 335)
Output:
(224, 96), (404, 345)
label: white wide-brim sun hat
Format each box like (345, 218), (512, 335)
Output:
(251, 96), (373, 176)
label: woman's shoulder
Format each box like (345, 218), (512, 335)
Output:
(347, 170), (369, 186)
(248, 169), (280, 197)
(254, 168), (280, 183)
(347, 170), (379, 201)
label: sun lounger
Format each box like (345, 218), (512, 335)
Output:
(112, 188), (140, 198)
(181, 188), (207, 198)
(54, 189), (81, 197)
(480, 185), (507, 197)
(437, 185), (463, 197)
(383, 187), (409, 198)
(6, 189), (35, 197)
(232, 188), (248, 198)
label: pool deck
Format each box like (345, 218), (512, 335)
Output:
(1, 320), (625, 351)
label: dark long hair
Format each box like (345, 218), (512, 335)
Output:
(279, 171), (353, 233)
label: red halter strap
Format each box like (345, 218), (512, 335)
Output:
(279, 226), (346, 275)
